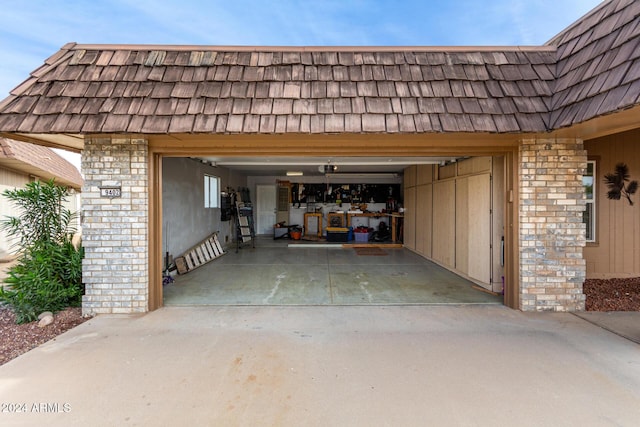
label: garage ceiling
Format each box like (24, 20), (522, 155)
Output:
(197, 155), (457, 176)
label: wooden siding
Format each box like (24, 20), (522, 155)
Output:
(584, 128), (640, 278)
(0, 165), (29, 187)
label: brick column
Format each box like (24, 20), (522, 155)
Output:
(519, 138), (587, 311)
(81, 137), (149, 315)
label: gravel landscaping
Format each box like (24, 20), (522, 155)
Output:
(0, 306), (88, 366)
(583, 277), (640, 311)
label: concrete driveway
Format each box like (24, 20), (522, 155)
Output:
(1, 305), (640, 426)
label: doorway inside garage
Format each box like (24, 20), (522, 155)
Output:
(148, 135), (520, 310)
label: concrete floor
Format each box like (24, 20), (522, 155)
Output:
(1, 305), (639, 426)
(163, 237), (502, 306)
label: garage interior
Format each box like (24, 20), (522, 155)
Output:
(160, 151), (507, 306)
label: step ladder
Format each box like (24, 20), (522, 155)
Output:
(236, 201), (256, 252)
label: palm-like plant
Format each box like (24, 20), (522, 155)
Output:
(0, 179), (83, 323)
(604, 163), (638, 206)
(1, 179), (76, 248)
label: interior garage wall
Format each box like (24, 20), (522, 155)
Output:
(584, 129), (640, 278)
(247, 174), (403, 235)
(162, 157), (246, 257)
(404, 157), (504, 292)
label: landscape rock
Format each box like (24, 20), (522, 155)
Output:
(37, 313), (54, 328)
(37, 311), (53, 320)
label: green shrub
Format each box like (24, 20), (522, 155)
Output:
(0, 180), (83, 324)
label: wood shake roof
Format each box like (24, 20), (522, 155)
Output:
(0, 0), (636, 137)
(547, 0), (640, 129)
(0, 46), (556, 135)
(0, 138), (83, 189)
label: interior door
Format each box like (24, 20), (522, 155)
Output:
(256, 185), (276, 235)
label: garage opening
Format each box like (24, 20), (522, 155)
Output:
(156, 151), (510, 307)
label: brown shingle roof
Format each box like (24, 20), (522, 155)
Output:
(0, 138), (83, 189)
(0, 45), (556, 135)
(547, 0), (640, 128)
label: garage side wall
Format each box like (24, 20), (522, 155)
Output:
(81, 137), (149, 315)
(162, 158), (239, 256)
(519, 138), (586, 312)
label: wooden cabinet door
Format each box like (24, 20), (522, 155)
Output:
(403, 186), (416, 251)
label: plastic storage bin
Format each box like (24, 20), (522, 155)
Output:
(326, 227), (352, 242)
(354, 231), (372, 243)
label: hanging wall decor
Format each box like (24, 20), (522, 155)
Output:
(604, 163), (638, 206)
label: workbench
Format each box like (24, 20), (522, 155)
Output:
(303, 212), (323, 237)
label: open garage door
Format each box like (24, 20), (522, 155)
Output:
(148, 135), (520, 311)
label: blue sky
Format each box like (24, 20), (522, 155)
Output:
(0, 0), (603, 168)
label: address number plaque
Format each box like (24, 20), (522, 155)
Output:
(99, 186), (122, 198)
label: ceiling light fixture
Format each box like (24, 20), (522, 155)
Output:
(319, 164), (338, 174)
(286, 171), (304, 176)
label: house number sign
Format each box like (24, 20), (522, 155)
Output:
(100, 186), (122, 198)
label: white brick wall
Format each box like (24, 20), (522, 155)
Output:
(519, 138), (587, 312)
(81, 137), (149, 315)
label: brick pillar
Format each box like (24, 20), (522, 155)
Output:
(519, 138), (587, 311)
(81, 137), (149, 315)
